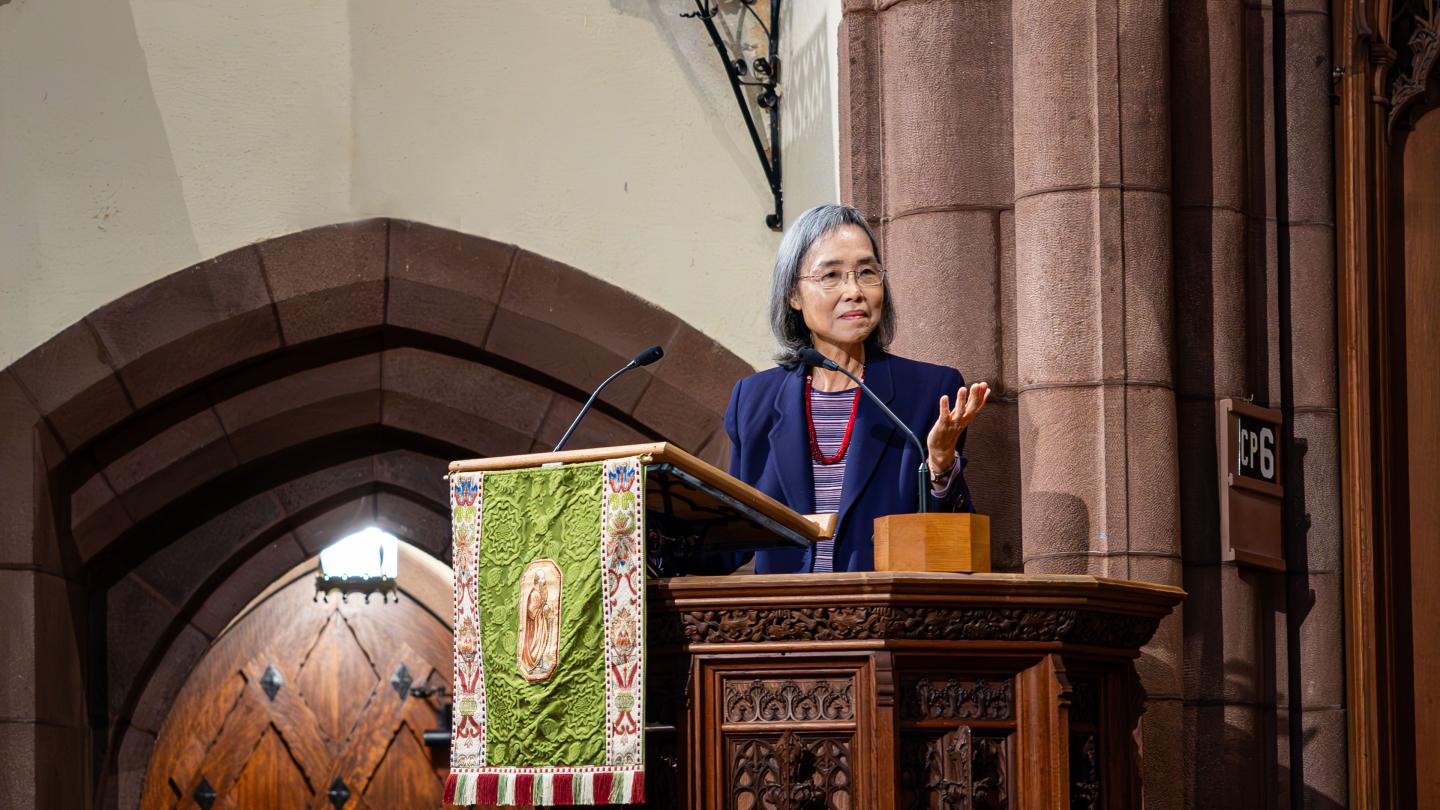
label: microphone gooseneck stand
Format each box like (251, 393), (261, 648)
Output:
(553, 345), (665, 453)
(798, 348), (931, 513)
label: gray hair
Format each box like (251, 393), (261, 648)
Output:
(769, 204), (897, 368)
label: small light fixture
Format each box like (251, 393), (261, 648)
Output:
(315, 526), (399, 603)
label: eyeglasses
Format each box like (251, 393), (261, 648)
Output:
(800, 267), (886, 291)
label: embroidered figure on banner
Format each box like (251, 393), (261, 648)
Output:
(517, 559), (563, 682)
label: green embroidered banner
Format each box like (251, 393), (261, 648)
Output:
(446, 459), (645, 806)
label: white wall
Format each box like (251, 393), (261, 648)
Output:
(0, 0), (840, 369)
(781, 0), (842, 227)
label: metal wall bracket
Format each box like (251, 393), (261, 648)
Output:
(683, 0), (784, 230)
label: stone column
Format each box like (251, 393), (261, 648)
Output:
(1009, 0), (1182, 805)
(1169, 0), (1271, 806)
(839, 0), (1021, 568)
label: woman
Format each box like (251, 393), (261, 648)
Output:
(725, 204), (989, 573)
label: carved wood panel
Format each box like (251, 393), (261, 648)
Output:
(897, 728), (1010, 810)
(897, 671), (1016, 809)
(1068, 733), (1100, 810)
(728, 731), (853, 810)
(1067, 676), (1101, 810)
(706, 665), (864, 810)
(724, 678), (855, 724)
(140, 574), (452, 809)
(1336, 0), (1440, 801)
(900, 677), (1014, 722)
(660, 575), (1174, 809)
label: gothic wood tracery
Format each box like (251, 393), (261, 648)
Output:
(896, 672), (1016, 809)
(1388, 0), (1440, 131)
(898, 728), (1011, 810)
(724, 678), (856, 724)
(729, 732), (853, 810)
(1068, 733), (1101, 810)
(901, 677), (1014, 722)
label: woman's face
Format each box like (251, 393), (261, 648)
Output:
(789, 224), (884, 350)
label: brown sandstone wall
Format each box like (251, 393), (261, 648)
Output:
(841, 0), (1345, 806)
(840, 0), (1023, 570)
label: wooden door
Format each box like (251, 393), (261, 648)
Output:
(140, 561), (453, 809)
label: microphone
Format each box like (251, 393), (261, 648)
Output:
(799, 348), (931, 513)
(553, 345), (665, 452)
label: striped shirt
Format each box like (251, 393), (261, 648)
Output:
(809, 386), (858, 572)
(807, 385), (964, 573)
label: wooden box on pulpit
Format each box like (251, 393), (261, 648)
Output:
(448, 444), (1183, 809)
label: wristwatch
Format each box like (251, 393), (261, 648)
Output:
(928, 457), (956, 486)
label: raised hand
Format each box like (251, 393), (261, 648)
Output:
(925, 381), (990, 474)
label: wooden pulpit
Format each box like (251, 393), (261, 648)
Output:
(448, 444), (1183, 809)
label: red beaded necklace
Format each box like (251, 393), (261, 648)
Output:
(804, 371), (863, 465)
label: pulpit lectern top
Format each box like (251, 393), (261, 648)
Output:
(449, 443), (834, 568)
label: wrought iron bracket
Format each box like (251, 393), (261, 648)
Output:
(683, 0), (784, 230)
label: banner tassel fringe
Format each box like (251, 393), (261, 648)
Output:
(443, 771), (644, 807)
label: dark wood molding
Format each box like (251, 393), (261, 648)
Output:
(1333, 2), (1386, 801)
(1333, 0), (1440, 805)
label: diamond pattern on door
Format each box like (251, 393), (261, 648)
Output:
(225, 728), (311, 807)
(297, 611), (381, 751)
(357, 723), (443, 809)
(140, 568), (452, 809)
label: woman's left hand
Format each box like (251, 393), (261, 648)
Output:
(926, 382), (990, 473)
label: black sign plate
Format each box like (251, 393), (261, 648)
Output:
(1235, 413), (1279, 484)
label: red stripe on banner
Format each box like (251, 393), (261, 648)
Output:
(477, 773), (499, 806)
(632, 771), (645, 803)
(442, 774), (457, 805)
(515, 774), (534, 804)
(594, 771), (614, 802)
(553, 773), (574, 805)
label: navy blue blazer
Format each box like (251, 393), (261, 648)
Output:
(723, 349), (973, 573)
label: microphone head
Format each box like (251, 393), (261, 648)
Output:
(632, 345), (665, 367)
(798, 348), (837, 370)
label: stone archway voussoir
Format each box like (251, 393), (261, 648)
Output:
(72, 378), (544, 564)
(86, 244), (282, 410)
(6, 321), (136, 452)
(254, 220), (388, 345)
(385, 220), (516, 348)
(483, 248), (683, 415)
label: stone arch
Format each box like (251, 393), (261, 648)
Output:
(0, 219), (753, 807)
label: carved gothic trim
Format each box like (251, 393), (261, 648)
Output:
(1069, 733), (1101, 810)
(930, 725), (975, 808)
(655, 606), (1162, 649)
(774, 732), (829, 810)
(1388, 0), (1440, 130)
(899, 727), (1010, 810)
(724, 678), (855, 724)
(730, 731), (852, 810)
(902, 677), (1014, 721)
